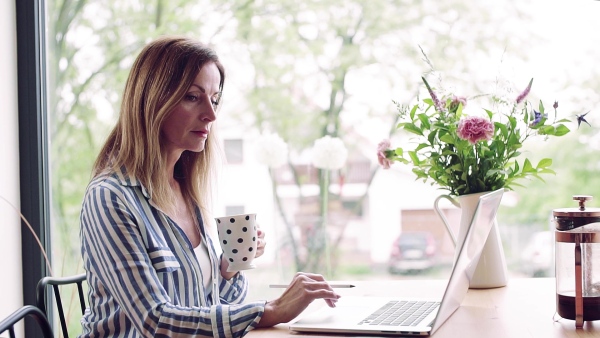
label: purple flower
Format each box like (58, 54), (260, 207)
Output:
(422, 77), (445, 112)
(529, 110), (547, 127)
(457, 116), (494, 145)
(577, 111), (591, 129)
(553, 101), (559, 109)
(516, 78), (533, 104)
(377, 139), (393, 169)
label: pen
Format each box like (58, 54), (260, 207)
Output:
(269, 284), (355, 288)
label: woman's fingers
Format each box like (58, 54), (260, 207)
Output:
(257, 272), (341, 327)
(255, 228), (266, 258)
(285, 273), (341, 305)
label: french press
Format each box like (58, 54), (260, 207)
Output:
(554, 195), (600, 327)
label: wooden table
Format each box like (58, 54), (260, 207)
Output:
(248, 278), (600, 337)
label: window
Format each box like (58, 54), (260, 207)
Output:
(38, 0), (600, 335)
(224, 139), (244, 164)
(225, 205), (246, 216)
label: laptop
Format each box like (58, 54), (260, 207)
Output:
(289, 188), (504, 336)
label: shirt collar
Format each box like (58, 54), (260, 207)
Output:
(113, 165), (151, 199)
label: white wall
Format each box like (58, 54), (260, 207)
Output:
(0, 0), (23, 321)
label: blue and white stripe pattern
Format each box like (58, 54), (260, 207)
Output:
(79, 167), (265, 337)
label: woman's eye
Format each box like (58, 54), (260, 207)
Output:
(185, 94), (198, 101)
(211, 100), (219, 107)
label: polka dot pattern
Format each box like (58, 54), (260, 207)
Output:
(215, 213), (258, 272)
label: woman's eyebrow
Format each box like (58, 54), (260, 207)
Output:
(190, 84), (206, 93)
(190, 84), (221, 97)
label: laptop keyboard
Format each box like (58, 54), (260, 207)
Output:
(358, 300), (439, 327)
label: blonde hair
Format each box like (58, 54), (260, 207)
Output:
(93, 36), (225, 217)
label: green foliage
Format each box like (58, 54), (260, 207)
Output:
(500, 132), (600, 226)
(46, 0), (234, 269)
(45, 0), (539, 281)
(383, 77), (572, 196)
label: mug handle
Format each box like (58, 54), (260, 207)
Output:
(434, 194), (460, 247)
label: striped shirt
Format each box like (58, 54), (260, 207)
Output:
(79, 167), (265, 337)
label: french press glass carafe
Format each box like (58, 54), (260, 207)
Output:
(554, 195), (600, 327)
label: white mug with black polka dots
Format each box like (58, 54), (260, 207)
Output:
(215, 213), (258, 272)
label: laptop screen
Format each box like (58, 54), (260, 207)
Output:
(430, 188), (504, 334)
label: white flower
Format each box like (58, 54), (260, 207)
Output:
(254, 133), (289, 168)
(311, 135), (348, 170)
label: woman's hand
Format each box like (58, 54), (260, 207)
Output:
(256, 272), (341, 328)
(254, 227), (266, 259)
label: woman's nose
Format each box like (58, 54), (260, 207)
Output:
(201, 99), (217, 122)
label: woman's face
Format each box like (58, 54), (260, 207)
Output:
(161, 62), (221, 156)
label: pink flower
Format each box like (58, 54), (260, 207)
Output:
(453, 95), (467, 107)
(456, 116), (494, 145)
(448, 95), (467, 113)
(516, 78), (533, 104)
(377, 139), (393, 169)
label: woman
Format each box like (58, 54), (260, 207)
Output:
(79, 36), (340, 337)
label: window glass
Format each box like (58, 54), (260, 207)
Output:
(44, 0), (600, 335)
(224, 139), (244, 164)
(226, 205), (246, 216)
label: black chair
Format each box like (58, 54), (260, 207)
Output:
(36, 273), (87, 338)
(0, 305), (54, 338)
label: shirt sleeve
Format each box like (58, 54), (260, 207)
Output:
(217, 254), (250, 305)
(80, 182), (265, 338)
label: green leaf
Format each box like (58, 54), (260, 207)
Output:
(508, 115), (517, 129)
(539, 100), (545, 114)
(410, 104), (418, 120)
(414, 143), (429, 152)
(484, 109), (493, 119)
(439, 133), (455, 144)
(428, 129), (437, 145)
(538, 125), (555, 134)
(408, 151), (420, 165)
(522, 158), (535, 173)
(536, 158), (552, 168)
(455, 102), (463, 117)
(404, 123), (423, 136)
(486, 168), (504, 177)
(418, 113), (431, 129)
(494, 122), (508, 138)
(449, 163), (462, 171)
(554, 124), (570, 136)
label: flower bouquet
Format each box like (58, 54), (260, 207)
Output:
(378, 76), (572, 196)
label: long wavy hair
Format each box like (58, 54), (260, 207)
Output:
(92, 35), (225, 218)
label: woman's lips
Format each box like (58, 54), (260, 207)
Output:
(191, 130), (208, 138)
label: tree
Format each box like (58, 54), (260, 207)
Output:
(46, 0), (242, 275)
(228, 0), (534, 275)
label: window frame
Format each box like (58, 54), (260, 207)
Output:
(15, 0), (52, 335)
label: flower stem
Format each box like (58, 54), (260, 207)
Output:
(320, 169), (332, 278)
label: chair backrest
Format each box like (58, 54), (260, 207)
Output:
(36, 273), (87, 338)
(0, 305), (54, 338)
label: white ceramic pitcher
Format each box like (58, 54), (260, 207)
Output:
(434, 190), (508, 289)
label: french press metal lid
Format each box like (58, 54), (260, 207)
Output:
(553, 196), (600, 231)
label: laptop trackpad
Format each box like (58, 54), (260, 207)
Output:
(294, 297), (386, 325)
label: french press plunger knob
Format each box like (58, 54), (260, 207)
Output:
(573, 195), (592, 211)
